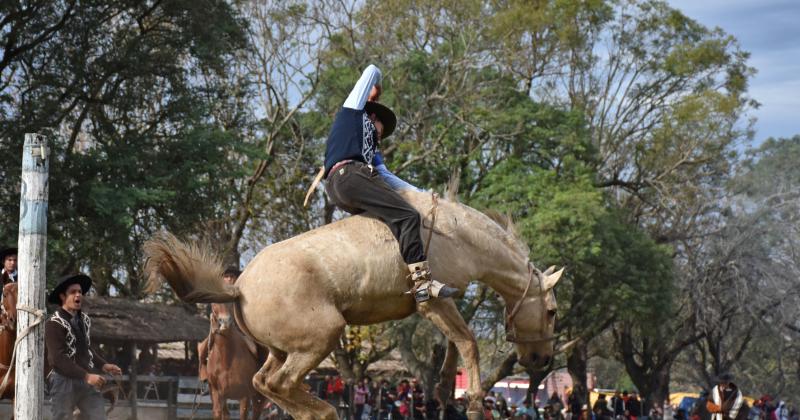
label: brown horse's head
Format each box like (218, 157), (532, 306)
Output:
(210, 302), (235, 336)
(1, 283), (18, 329)
(506, 267), (567, 370)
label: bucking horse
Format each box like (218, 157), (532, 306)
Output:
(144, 190), (567, 420)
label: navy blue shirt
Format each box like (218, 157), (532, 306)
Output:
(324, 107), (378, 177)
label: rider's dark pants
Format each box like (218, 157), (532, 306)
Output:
(325, 161), (425, 264)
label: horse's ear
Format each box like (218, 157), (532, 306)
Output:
(542, 267), (564, 291)
(543, 266), (557, 276)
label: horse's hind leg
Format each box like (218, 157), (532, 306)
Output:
(266, 351), (339, 420)
(253, 351), (297, 413)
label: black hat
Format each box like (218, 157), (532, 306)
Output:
(715, 372), (734, 383)
(364, 101), (397, 139)
(0, 247), (17, 261)
(223, 267), (241, 277)
(48, 274), (92, 305)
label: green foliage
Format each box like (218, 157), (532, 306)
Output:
(472, 156), (673, 331)
(0, 1), (250, 296)
(0, 0), (772, 403)
(736, 135), (800, 197)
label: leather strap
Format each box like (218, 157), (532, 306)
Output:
(505, 262), (557, 343)
(423, 192), (438, 253)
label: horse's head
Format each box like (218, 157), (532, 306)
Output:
(505, 266), (563, 369)
(210, 302), (234, 335)
(2, 283), (18, 328)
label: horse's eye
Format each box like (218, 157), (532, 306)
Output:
(547, 310), (557, 318)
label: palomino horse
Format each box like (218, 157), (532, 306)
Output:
(0, 282), (18, 399)
(144, 190), (565, 420)
(205, 302), (264, 420)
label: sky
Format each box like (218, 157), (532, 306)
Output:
(667, 0), (800, 142)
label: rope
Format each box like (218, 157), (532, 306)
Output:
(406, 192), (440, 293)
(190, 381), (202, 420)
(102, 374), (129, 414)
(423, 192), (439, 253)
(0, 304), (45, 396)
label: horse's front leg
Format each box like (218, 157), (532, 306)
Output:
(418, 299), (484, 420)
(435, 341), (459, 409)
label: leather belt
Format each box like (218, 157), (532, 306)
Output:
(328, 160), (354, 178)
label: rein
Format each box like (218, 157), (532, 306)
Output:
(423, 192), (438, 252)
(0, 304), (45, 395)
(504, 262), (556, 344)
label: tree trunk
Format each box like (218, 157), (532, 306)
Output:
(481, 353), (518, 393)
(634, 363), (672, 416)
(567, 340), (589, 407)
(527, 368), (551, 405)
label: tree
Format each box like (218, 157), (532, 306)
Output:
(0, 1), (249, 296)
(506, 0), (754, 408)
(677, 136), (800, 392)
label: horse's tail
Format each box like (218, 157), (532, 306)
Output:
(143, 232), (239, 303)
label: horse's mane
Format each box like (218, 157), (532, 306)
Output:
(441, 174), (529, 256)
(481, 209), (518, 237)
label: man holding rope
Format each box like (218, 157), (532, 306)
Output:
(45, 274), (122, 420)
(323, 64), (458, 302)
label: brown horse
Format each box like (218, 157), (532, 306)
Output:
(207, 302), (264, 420)
(0, 282), (18, 399)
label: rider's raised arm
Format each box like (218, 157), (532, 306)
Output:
(343, 64), (381, 111)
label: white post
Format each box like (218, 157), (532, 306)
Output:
(15, 133), (49, 419)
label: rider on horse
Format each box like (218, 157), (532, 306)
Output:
(323, 64), (458, 302)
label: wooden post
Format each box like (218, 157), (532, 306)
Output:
(167, 377), (176, 419)
(15, 133), (49, 420)
(129, 343), (138, 419)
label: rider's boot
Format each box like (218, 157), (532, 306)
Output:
(406, 261), (459, 303)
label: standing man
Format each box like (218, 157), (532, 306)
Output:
(707, 373), (745, 420)
(0, 247), (17, 285)
(45, 274), (122, 420)
(323, 64), (458, 302)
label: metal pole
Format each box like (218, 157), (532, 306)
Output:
(15, 133), (49, 420)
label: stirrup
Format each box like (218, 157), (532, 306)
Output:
(405, 280), (432, 302)
(406, 261), (459, 302)
(405, 280), (459, 302)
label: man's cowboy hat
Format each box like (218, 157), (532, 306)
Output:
(0, 247), (17, 262)
(365, 101), (397, 139)
(715, 372), (734, 383)
(48, 273), (92, 305)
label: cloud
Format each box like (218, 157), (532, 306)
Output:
(669, 0), (800, 140)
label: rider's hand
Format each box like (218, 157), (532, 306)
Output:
(368, 84), (381, 102)
(85, 373), (106, 389)
(102, 363), (122, 376)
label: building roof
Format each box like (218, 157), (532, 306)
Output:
(314, 349), (410, 376)
(81, 296), (209, 343)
